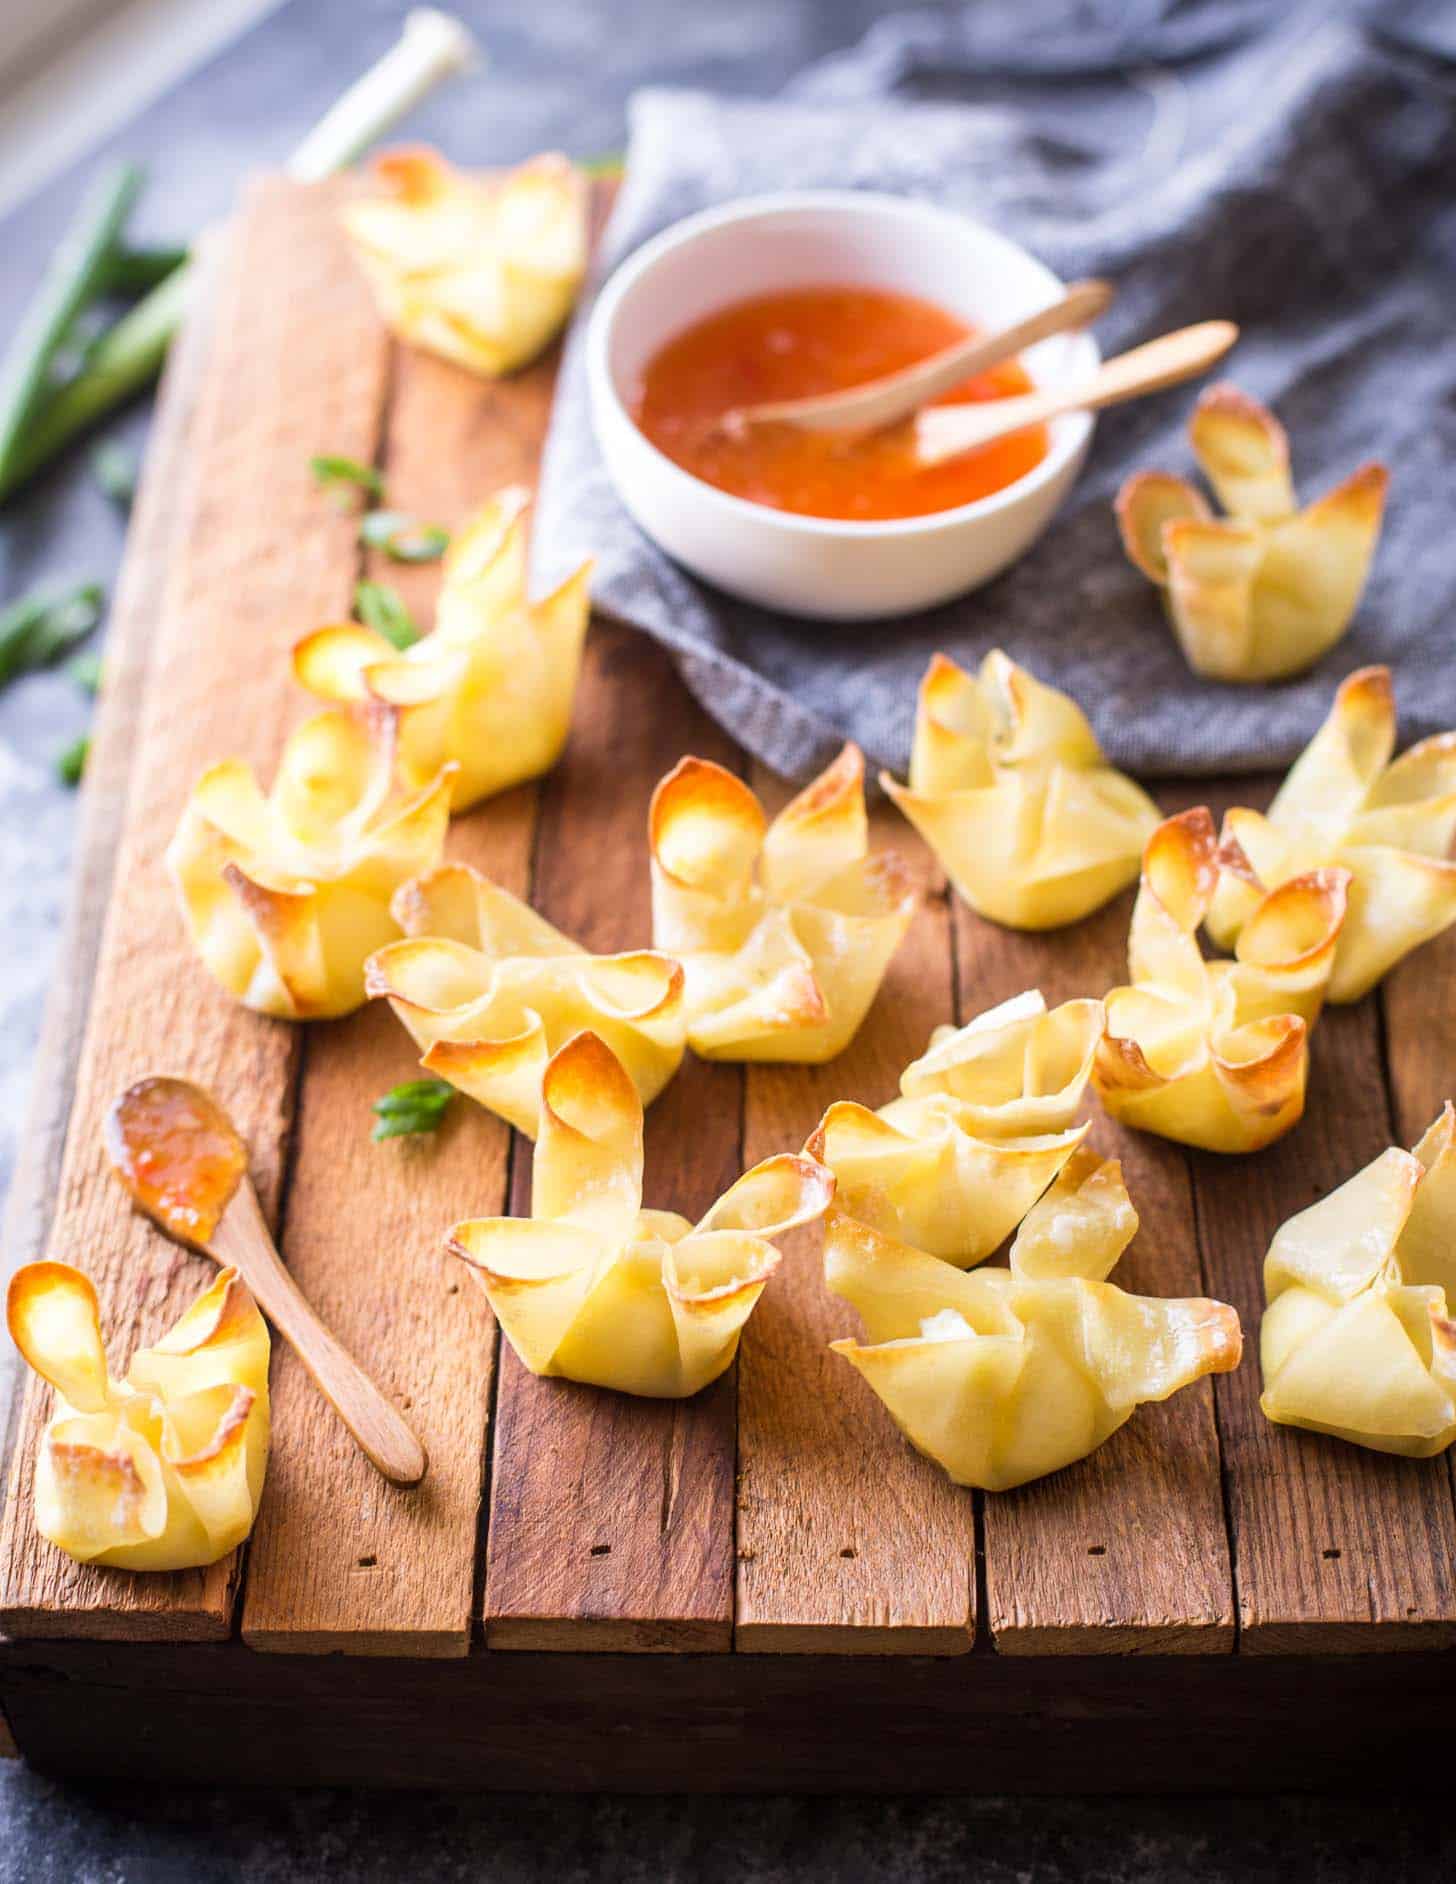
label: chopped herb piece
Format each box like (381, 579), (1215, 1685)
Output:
(91, 439), (137, 507)
(360, 509), (449, 563)
(68, 648), (104, 694)
(355, 580), (420, 650)
(0, 582), (105, 687)
(578, 151), (624, 178)
(310, 454), (385, 506)
(56, 733), (90, 787)
(104, 243), (190, 295)
(371, 1077), (454, 1141)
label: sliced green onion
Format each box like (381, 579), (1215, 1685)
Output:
(360, 509), (450, 564)
(0, 164), (144, 501)
(311, 453), (385, 506)
(371, 1076), (454, 1141)
(56, 733), (91, 787)
(69, 649), (105, 694)
(104, 244), (190, 295)
(355, 580), (420, 649)
(0, 582), (105, 687)
(91, 439), (137, 507)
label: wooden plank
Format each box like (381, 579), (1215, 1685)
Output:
(0, 176), (391, 1641)
(954, 841), (1236, 1655)
(1189, 795), (1456, 1653)
(735, 793), (976, 1653)
(240, 329), (553, 1655)
(483, 625), (742, 1651)
(0, 239), (222, 1484)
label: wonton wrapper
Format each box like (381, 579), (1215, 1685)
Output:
(882, 650), (1159, 929)
(449, 1032), (834, 1396)
(1093, 808), (1349, 1153)
(809, 989), (1104, 1266)
(1261, 1105), (1456, 1455)
(366, 861), (686, 1137)
(828, 1148), (1241, 1490)
(1117, 383), (1387, 681)
(7, 1262), (270, 1570)
(294, 487), (592, 812)
(343, 149), (588, 378)
(649, 745), (917, 1062)
(165, 704), (448, 1017)
(167, 706), (454, 1019)
(1207, 667), (1456, 1003)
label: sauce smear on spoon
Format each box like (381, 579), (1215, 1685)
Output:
(105, 1076), (248, 1248)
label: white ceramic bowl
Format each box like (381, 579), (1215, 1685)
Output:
(586, 191), (1099, 621)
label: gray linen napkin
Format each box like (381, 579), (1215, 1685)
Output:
(534, 1), (1456, 782)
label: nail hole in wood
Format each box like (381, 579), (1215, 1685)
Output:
(589, 1543), (610, 1557)
(357, 1555), (377, 1569)
(839, 1547), (856, 1559)
(1087, 1545), (1107, 1556)
(1323, 1547), (1341, 1560)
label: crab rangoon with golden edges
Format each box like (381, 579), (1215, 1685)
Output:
(293, 487), (592, 813)
(449, 1032), (834, 1397)
(649, 744), (917, 1062)
(342, 148), (588, 377)
(808, 989), (1104, 1267)
(366, 861), (686, 1137)
(881, 650), (1159, 930)
(1207, 666), (1456, 1003)
(1261, 1105), (1456, 1456)
(7, 1261), (270, 1570)
(827, 1147), (1242, 1491)
(1116, 383), (1387, 682)
(167, 706), (454, 1020)
(1093, 808), (1349, 1154)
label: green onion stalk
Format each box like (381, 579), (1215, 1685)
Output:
(0, 8), (479, 505)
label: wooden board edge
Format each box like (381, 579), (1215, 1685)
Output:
(485, 1616), (732, 1654)
(0, 1602), (232, 1645)
(733, 1622), (975, 1657)
(991, 1620), (1236, 1657)
(242, 1624), (469, 1660)
(1238, 1618), (1456, 1656)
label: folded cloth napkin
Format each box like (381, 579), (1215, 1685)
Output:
(533, 1), (1456, 782)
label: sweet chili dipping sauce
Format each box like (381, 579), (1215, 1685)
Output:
(631, 285), (1048, 523)
(105, 1077), (248, 1248)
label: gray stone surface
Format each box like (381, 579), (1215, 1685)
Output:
(0, 0), (1442, 1870)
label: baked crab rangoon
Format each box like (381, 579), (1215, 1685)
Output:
(1093, 808), (1349, 1153)
(167, 706), (454, 1019)
(7, 1261), (270, 1570)
(342, 148), (588, 378)
(448, 1032), (834, 1397)
(649, 745), (918, 1062)
(1261, 1105), (1456, 1455)
(827, 1147), (1242, 1491)
(809, 989), (1105, 1266)
(366, 862), (686, 1137)
(1207, 667), (1456, 1003)
(882, 650), (1160, 930)
(293, 487), (592, 813)
(1117, 383), (1387, 682)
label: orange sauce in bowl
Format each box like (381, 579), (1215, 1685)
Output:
(630, 286), (1049, 523)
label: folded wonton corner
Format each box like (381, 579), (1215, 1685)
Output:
(167, 705), (454, 1020)
(882, 650), (1159, 930)
(1117, 383), (1387, 682)
(366, 861), (686, 1137)
(1207, 666), (1456, 1003)
(1261, 1104), (1456, 1455)
(827, 1147), (1242, 1490)
(1093, 807), (1349, 1153)
(294, 486), (592, 813)
(7, 1261), (270, 1569)
(448, 1031), (834, 1396)
(809, 988), (1104, 1267)
(649, 744), (918, 1062)
(343, 148), (588, 378)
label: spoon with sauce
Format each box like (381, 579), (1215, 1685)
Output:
(105, 1076), (427, 1487)
(724, 277), (1114, 437)
(912, 320), (1239, 467)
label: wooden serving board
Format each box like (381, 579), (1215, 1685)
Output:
(2, 176), (1454, 1788)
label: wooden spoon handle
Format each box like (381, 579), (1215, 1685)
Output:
(213, 1184), (428, 1487)
(914, 319), (1239, 466)
(735, 278), (1114, 436)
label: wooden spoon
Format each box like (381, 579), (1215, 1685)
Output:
(724, 278), (1114, 437)
(912, 319), (1239, 467)
(104, 1075), (427, 1488)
